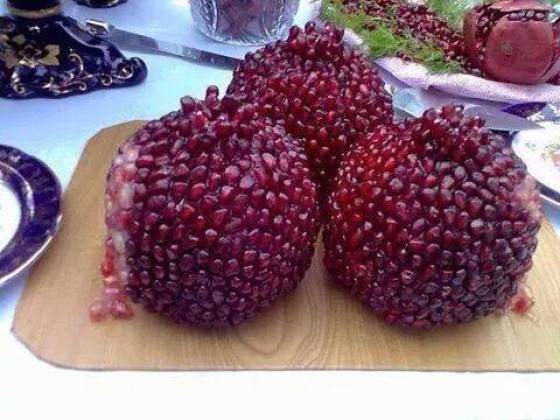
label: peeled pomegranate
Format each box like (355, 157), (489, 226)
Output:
(323, 105), (542, 329)
(226, 22), (393, 191)
(464, 0), (560, 84)
(91, 87), (321, 327)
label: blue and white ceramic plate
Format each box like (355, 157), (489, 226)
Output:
(0, 146), (62, 288)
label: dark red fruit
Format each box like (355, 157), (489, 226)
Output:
(91, 87), (321, 327)
(323, 105), (542, 329)
(226, 22), (393, 190)
(464, 0), (560, 84)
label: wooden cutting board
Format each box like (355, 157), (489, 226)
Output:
(12, 121), (560, 371)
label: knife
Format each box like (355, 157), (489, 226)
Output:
(463, 105), (542, 132)
(393, 88), (542, 132)
(85, 20), (240, 69)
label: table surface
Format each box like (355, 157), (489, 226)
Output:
(1, 1), (560, 418)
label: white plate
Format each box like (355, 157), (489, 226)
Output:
(0, 183), (21, 252)
(512, 122), (560, 195)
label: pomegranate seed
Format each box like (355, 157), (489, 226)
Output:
(89, 300), (108, 322)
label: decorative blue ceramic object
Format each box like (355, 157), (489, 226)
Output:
(73, 0), (128, 8)
(0, 145), (62, 288)
(0, 0), (147, 99)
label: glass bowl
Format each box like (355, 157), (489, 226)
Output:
(191, 0), (301, 45)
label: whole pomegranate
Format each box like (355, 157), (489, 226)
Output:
(226, 22), (393, 192)
(464, 0), (560, 84)
(90, 87), (321, 327)
(323, 106), (542, 329)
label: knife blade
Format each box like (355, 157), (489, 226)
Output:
(463, 105), (542, 132)
(393, 88), (542, 132)
(85, 20), (240, 69)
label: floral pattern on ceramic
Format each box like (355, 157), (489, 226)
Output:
(0, 145), (62, 287)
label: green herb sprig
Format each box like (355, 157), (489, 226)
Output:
(425, 0), (478, 28)
(320, 0), (464, 73)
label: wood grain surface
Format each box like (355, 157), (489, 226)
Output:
(12, 121), (560, 371)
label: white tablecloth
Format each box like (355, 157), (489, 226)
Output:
(1, 1), (560, 419)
